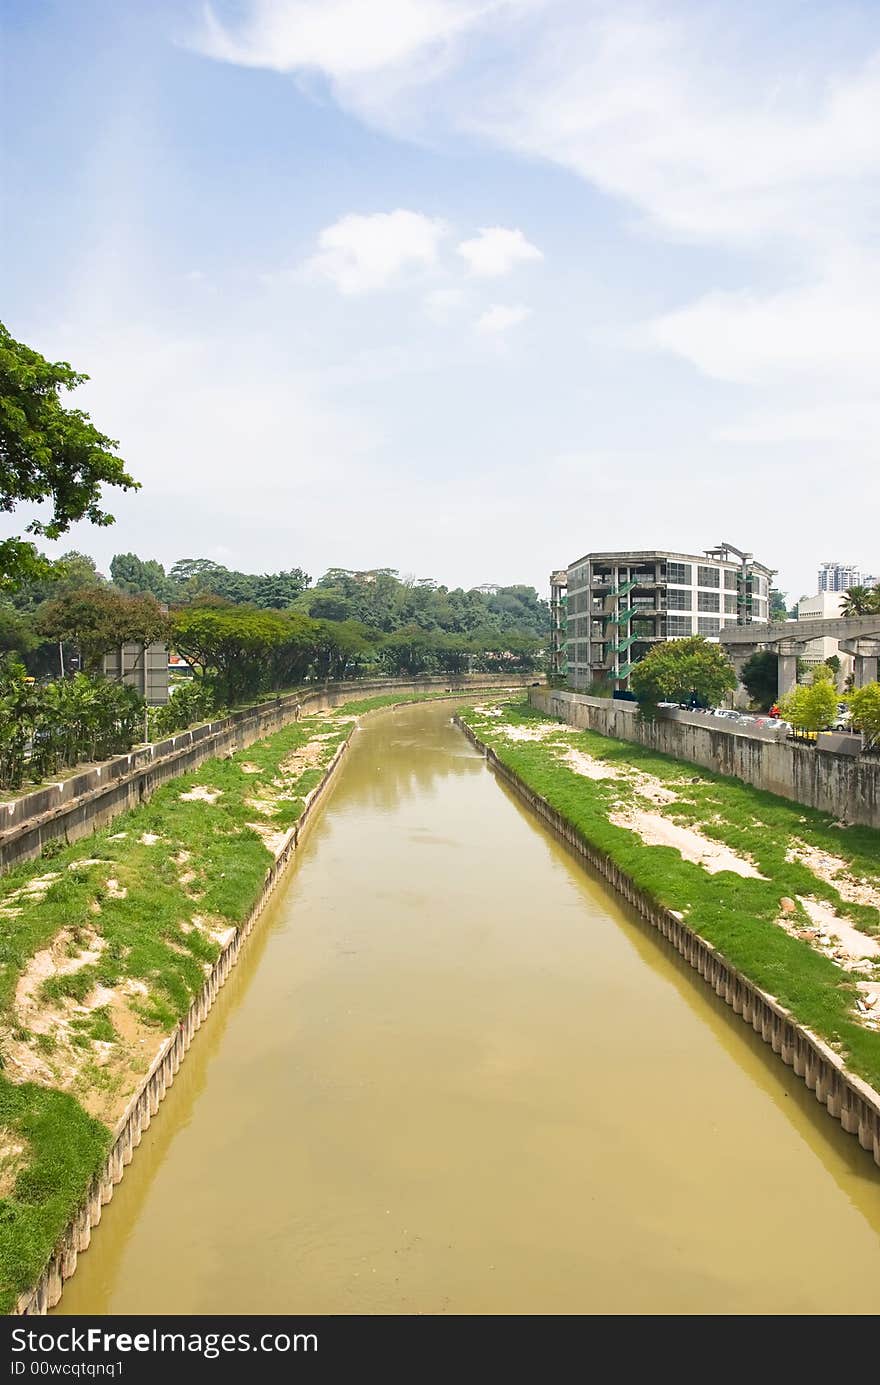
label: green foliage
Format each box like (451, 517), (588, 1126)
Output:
(166, 558), (310, 609)
(740, 649), (779, 710)
(841, 586), (880, 616)
(780, 675), (838, 731)
(848, 682), (880, 747)
(0, 1079), (110, 1313)
(0, 322), (137, 588)
(148, 679), (217, 738)
(37, 588), (170, 673)
(629, 637), (736, 712)
(0, 668), (144, 790)
(769, 588), (788, 621)
(110, 553), (174, 602)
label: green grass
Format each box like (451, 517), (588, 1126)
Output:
(0, 1079), (109, 1313)
(461, 698), (880, 1092)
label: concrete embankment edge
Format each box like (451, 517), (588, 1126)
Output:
(456, 716), (880, 1171)
(14, 688), (517, 1314)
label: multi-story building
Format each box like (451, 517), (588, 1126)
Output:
(549, 570), (567, 678)
(818, 561), (876, 592)
(564, 543), (775, 693)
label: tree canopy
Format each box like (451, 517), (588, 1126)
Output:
(841, 585), (880, 616)
(780, 673), (838, 731)
(0, 322), (137, 586)
(629, 637), (737, 712)
(740, 649), (779, 710)
(848, 682), (880, 747)
(38, 589), (170, 674)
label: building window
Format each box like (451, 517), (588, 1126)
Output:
(667, 588), (692, 610)
(697, 617), (721, 636)
(724, 570), (738, 590)
(724, 594), (737, 614)
(697, 565), (720, 588)
(666, 614), (692, 637)
(697, 591), (720, 612)
(667, 562), (691, 584)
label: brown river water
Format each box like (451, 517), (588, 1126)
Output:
(56, 701), (880, 1315)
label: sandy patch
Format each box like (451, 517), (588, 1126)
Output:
(0, 1130), (29, 1198)
(139, 832), (161, 846)
(191, 915), (237, 949)
(15, 929), (108, 1029)
(495, 722), (566, 743)
(0, 871), (61, 916)
(246, 821), (292, 857)
(561, 748), (622, 781)
(609, 808), (767, 878)
(240, 762), (262, 775)
(796, 896), (880, 963)
(105, 878), (127, 900)
(786, 841), (880, 914)
(179, 785), (222, 804)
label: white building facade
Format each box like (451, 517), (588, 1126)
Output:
(818, 561), (876, 592)
(796, 592), (854, 686)
(565, 545), (774, 693)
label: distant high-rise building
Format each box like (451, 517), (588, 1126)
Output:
(818, 561), (873, 592)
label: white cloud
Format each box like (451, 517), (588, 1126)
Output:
(194, 0), (503, 78)
(475, 302), (530, 333)
(457, 226), (543, 276)
(305, 209), (448, 293)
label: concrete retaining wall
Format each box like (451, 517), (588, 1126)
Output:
(1, 675), (538, 874)
(529, 687), (880, 830)
(457, 716), (880, 1170)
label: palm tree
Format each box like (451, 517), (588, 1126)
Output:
(841, 585), (877, 616)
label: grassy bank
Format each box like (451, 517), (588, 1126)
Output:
(0, 688), (496, 1312)
(461, 698), (880, 1092)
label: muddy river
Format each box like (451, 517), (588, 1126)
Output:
(56, 701), (880, 1314)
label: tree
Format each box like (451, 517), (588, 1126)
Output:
(740, 649), (779, 710)
(111, 552), (173, 601)
(170, 606), (319, 704)
(629, 637), (737, 712)
(848, 682), (880, 747)
(38, 588), (169, 673)
(841, 585), (880, 616)
(0, 321), (137, 586)
(824, 654), (841, 679)
(769, 588), (788, 621)
(780, 672), (838, 731)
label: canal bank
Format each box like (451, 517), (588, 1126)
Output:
(54, 702), (880, 1315)
(457, 713), (880, 1168)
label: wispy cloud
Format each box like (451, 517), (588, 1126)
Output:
(475, 302), (530, 333)
(304, 209), (449, 293)
(194, 0), (508, 78)
(457, 226), (543, 276)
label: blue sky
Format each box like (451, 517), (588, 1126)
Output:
(2, 0), (879, 599)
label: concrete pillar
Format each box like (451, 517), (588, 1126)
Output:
(778, 653), (798, 698)
(839, 637), (880, 687)
(775, 639), (807, 699)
